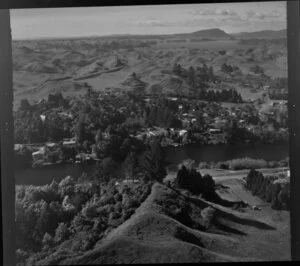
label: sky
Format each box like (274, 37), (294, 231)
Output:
(10, 2), (287, 40)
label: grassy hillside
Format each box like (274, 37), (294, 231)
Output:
(35, 181), (290, 265)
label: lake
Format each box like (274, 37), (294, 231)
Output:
(15, 142), (289, 186)
(164, 142), (289, 166)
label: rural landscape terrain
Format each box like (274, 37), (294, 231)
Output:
(13, 25), (290, 264)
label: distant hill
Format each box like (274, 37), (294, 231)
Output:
(233, 29), (287, 39)
(190, 28), (232, 39)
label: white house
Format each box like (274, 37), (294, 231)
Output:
(46, 142), (57, 148)
(32, 147), (46, 160)
(40, 115), (46, 122)
(14, 144), (23, 151)
(209, 128), (221, 134)
(179, 129), (188, 137)
(63, 139), (76, 147)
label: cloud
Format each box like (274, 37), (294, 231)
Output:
(246, 10), (282, 20)
(215, 8), (237, 16)
(190, 8), (237, 16)
(134, 19), (173, 27)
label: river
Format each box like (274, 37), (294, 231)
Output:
(15, 142), (289, 186)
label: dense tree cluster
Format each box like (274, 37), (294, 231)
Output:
(250, 65), (264, 74)
(172, 63), (215, 95)
(145, 97), (182, 128)
(14, 94), (72, 144)
(16, 175), (153, 266)
(175, 165), (215, 196)
(172, 63), (242, 102)
(221, 63), (240, 74)
(245, 169), (289, 210)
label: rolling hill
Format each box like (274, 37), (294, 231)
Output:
(35, 181), (289, 264)
(12, 28), (287, 109)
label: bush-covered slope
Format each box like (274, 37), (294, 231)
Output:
(54, 182), (288, 264)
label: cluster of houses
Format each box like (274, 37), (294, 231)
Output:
(15, 137), (77, 161)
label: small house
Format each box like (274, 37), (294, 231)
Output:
(63, 139), (76, 147)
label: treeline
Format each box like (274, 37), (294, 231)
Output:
(16, 175), (153, 266)
(245, 169), (289, 210)
(202, 89), (243, 103)
(173, 63), (216, 91)
(172, 63), (243, 102)
(199, 157), (289, 171)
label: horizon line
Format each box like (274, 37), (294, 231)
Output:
(12, 27), (287, 41)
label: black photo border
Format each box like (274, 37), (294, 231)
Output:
(1, 0), (299, 265)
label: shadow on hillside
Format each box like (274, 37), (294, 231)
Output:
(173, 188), (276, 231)
(215, 209), (276, 230)
(174, 227), (205, 248)
(212, 219), (247, 236)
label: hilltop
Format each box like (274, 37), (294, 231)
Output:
(190, 28), (232, 39)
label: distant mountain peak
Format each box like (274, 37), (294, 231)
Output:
(190, 28), (230, 38)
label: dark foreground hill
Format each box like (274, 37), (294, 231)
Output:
(37, 181), (289, 265)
